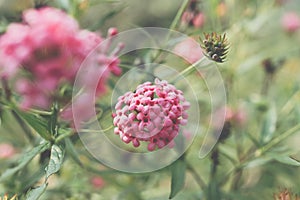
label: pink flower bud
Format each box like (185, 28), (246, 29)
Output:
(108, 27), (118, 36)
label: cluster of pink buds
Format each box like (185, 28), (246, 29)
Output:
(112, 79), (190, 151)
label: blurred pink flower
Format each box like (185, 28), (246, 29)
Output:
(181, 11), (194, 25)
(0, 143), (16, 159)
(0, 7), (121, 110)
(60, 93), (95, 126)
(113, 79), (190, 151)
(233, 107), (247, 127)
(181, 11), (205, 28)
(212, 106), (233, 129)
(213, 106), (247, 129)
(281, 12), (300, 33)
(174, 38), (204, 64)
(192, 13), (205, 28)
(91, 176), (105, 189)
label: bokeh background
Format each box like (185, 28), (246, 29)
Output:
(0, 0), (300, 199)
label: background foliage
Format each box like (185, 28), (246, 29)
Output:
(0, 0), (300, 199)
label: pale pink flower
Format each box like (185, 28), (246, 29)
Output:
(113, 79), (190, 151)
(192, 13), (205, 28)
(181, 11), (194, 25)
(0, 143), (16, 159)
(281, 12), (300, 33)
(213, 106), (247, 129)
(233, 107), (247, 127)
(174, 38), (204, 64)
(212, 106), (233, 129)
(60, 93), (95, 126)
(91, 176), (105, 189)
(181, 11), (205, 28)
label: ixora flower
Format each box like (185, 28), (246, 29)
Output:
(112, 79), (190, 151)
(0, 7), (121, 110)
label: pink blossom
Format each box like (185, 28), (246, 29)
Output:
(233, 107), (247, 127)
(192, 13), (205, 28)
(0, 143), (16, 159)
(112, 79), (190, 151)
(174, 38), (204, 64)
(212, 106), (233, 129)
(91, 176), (105, 189)
(0, 7), (122, 111)
(213, 106), (247, 129)
(108, 27), (118, 36)
(181, 11), (205, 28)
(60, 92), (96, 127)
(281, 12), (300, 33)
(181, 11), (194, 25)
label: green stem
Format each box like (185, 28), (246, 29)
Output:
(219, 123), (300, 186)
(11, 110), (35, 145)
(29, 109), (52, 116)
(186, 162), (206, 190)
(255, 123), (300, 157)
(169, 0), (190, 31)
(79, 126), (113, 133)
(230, 170), (242, 191)
(151, 0), (190, 63)
(170, 57), (207, 83)
(55, 130), (74, 143)
(261, 74), (273, 96)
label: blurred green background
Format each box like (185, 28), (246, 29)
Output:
(1, 0), (300, 199)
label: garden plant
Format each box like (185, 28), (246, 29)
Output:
(0, 0), (300, 199)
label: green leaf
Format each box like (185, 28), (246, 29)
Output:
(48, 103), (59, 137)
(295, 105), (300, 122)
(53, 0), (70, 11)
(26, 183), (47, 200)
(45, 144), (65, 179)
(14, 109), (53, 141)
(0, 142), (50, 182)
(91, 6), (126, 31)
(65, 138), (83, 167)
(260, 103), (277, 144)
(169, 159), (186, 199)
(244, 156), (273, 168)
(274, 156), (300, 166)
(24, 144), (65, 200)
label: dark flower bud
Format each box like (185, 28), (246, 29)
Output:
(200, 32), (229, 63)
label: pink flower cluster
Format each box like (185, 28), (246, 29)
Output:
(112, 79), (190, 151)
(0, 7), (121, 110)
(281, 12), (300, 33)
